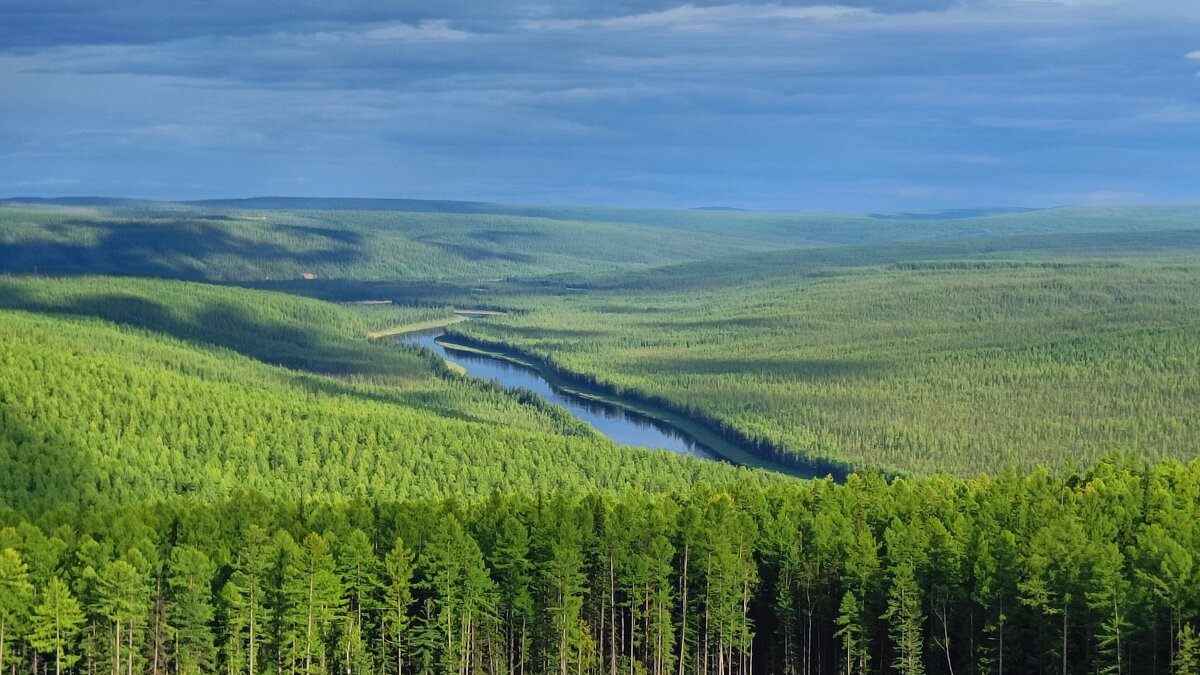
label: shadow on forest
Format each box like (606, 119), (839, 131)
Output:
(0, 218), (364, 279)
(641, 355), (884, 380)
(477, 324), (606, 340)
(234, 278), (515, 307)
(638, 316), (778, 331)
(418, 239), (538, 264)
(0, 407), (98, 511)
(0, 285), (402, 377)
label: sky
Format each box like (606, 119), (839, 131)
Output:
(2, 0), (1199, 210)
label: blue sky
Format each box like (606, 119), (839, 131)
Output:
(2, 0), (1199, 210)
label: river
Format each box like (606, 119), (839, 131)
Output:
(400, 329), (722, 461)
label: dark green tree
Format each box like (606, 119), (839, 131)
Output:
(168, 546), (217, 675)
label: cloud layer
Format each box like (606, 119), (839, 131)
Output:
(2, 0), (1199, 208)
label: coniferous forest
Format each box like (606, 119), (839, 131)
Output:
(1, 459), (1198, 675)
(0, 200), (1198, 675)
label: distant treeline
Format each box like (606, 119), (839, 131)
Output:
(1, 457), (1197, 675)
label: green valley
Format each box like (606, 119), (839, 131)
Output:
(0, 198), (1198, 675)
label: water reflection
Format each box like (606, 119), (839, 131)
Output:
(400, 330), (721, 461)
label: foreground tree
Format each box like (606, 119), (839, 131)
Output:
(1020, 514), (1088, 675)
(96, 558), (151, 675)
(168, 546), (217, 674)
(383, 537), (416, 675)
(30, 577), (85, 675)
(0, 549), (34, 672)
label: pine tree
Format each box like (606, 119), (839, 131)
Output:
(837, 517), (878, 675)
(972, 529), (1019, 675)
(30, 577), (86, 675)
(489, 516), (533, 675)
(337, 529), (379, 675)
(1020, 514), (1088, 675)
(167, 546), (217, 675)
(1175, 624), (1199, 675)
(383, 537), (415, 675)
(421, 514), (494, 675)
(543, 534), (587, 675)
(835, 591), (865, 675)
(883, 520), (926, 675)
(282, 533), (345, 675)
(883, 560), (924, 675)
(1136, 524), (1194, 667)
(95, 558), (150, 675)
(1086, 541), (1129, 675)
(222, 525), (270, 675)
(0, 548), (34, 672)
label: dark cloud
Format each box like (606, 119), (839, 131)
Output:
(0, 0), (963, 49)
(2, 0), (1199, 208)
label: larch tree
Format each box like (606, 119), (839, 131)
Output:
(30, 577), (86, 675)
(383, 537), (416, 675)
(1020, 514), (1089, 675)
(0, 548), (35, 672)
(167, 546), (217, 675)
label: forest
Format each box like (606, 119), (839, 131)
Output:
(0, 279), (772, 512)
(453, 256), (1200, 477)
(0, 457), (1197, 675)
(1, 200), (1199, 674)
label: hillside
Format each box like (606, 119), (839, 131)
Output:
(0, 204), (1198, 675)
(455, 252), (1200, 476)
(5, 199), (1200, 286)
(0, 201), (789, 282)
(0, 278), (765, 512)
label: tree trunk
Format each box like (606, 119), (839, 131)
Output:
(609, 558), (617, 675)
(998, 598), (1004, 675)
(804, 586), (812, 675)
(55, 617), (63, 675)
(1112, 597), (1121, 675)
(939, 598), (955, 675)
(305, 573), (315, 675)
(249, 581), (256, 675)
(152, 576), (161, 675)
(678, 544), (689, 675)
(1061, 609), (1068, 675)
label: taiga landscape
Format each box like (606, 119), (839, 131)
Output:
(2, 2), (1199, 675)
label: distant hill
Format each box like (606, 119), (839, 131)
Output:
(868, 207), (1040, 220)
(4, 198), (1200, 288)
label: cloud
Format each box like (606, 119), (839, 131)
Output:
(1188, 50), (1200, 60)
(3, 0), (1200, 207)
(521, 4), (870, 31)
(363, 20), (471, 41)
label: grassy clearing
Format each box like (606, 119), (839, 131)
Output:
(365, 315), (468, 338)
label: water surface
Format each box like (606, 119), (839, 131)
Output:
(401, 330), (721, 460)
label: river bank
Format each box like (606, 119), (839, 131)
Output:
(434, 333), (850, 479)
